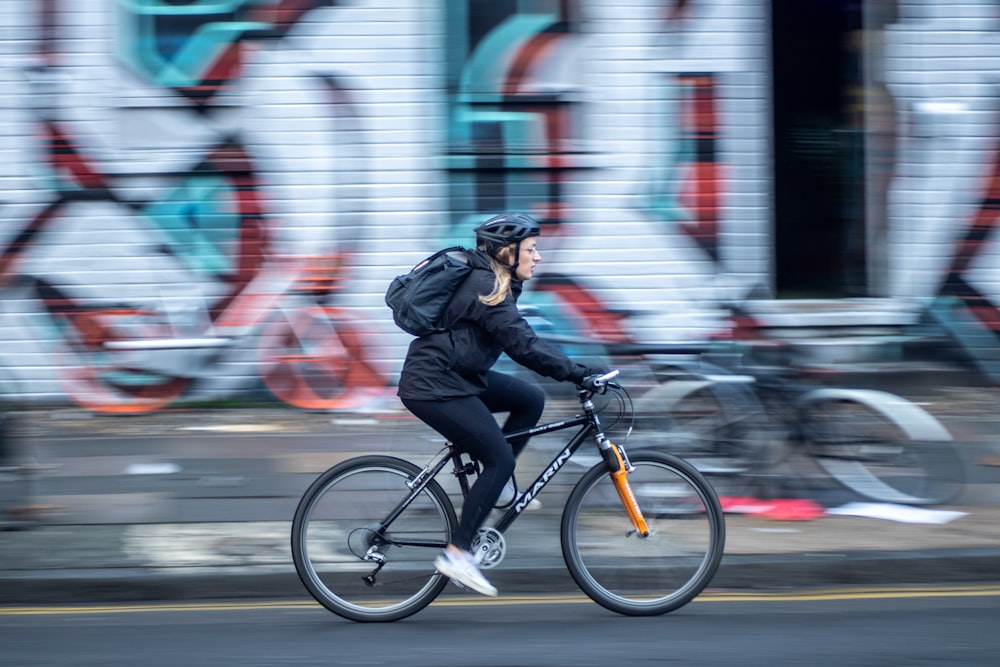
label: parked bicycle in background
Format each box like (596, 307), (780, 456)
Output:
(525, 303), (964, 507)
(632, 339), (963, 506)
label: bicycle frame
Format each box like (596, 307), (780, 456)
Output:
(374, 380), (648, 553)
(493, 410), (596, 532)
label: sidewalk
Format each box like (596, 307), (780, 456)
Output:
(3, 506), (1000, 605)
(2, 382), (1000, 604)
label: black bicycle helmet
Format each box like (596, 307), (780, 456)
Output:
(474, 212), (541, 256)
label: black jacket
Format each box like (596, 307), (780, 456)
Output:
(397, 249), (588, 401)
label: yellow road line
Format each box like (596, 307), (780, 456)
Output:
(2, 585), (999, 616)
(700, 584), (1000, 602)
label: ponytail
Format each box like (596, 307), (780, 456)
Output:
(478, 244), (515, 306)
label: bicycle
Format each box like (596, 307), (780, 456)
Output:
(628, 341), (964, 506)
(291, 370), (725, 622)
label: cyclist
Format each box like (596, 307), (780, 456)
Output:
(397, 212), (601, 596)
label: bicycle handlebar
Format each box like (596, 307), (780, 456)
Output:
(594, 369), (620, 386)
(577, 369), (621, 395)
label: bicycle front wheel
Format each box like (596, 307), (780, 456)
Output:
(291, 455), (458, 622)
(561, 450), (725, 616)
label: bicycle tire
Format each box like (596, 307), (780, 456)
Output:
(291, 455), (458, 622)
(561, 450), (725, 616)
(799, 389), (964, 506)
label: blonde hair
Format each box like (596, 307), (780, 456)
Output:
(479, 244), (516, 306)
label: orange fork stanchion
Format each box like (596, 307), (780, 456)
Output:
(606, 443), (650, 537)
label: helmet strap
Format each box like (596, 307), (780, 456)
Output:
(508, 240), (522, 276)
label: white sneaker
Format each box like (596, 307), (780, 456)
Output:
(433, 550), (498, 596)
(495, 480), (516, 508)
(494, 482), (543, 512)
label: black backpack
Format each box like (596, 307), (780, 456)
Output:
(385, 246), (473, 337)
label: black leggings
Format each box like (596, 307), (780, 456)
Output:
(401, 371), (545, 551)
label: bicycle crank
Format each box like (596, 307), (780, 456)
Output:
(470, 527), (506, 569)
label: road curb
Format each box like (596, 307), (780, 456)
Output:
(712, 547), (1000, 589)
(5, 549), (1000, 605)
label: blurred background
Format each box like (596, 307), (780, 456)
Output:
(1, 0), (998, 413)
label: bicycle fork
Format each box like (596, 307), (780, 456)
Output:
(583, 387), (650, 539)
(603, 443), (650, 538)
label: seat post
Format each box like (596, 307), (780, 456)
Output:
(451, 447), (478, 498)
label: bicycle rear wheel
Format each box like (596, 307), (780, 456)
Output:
(561, 450), (725, 616)
(291, 455), (457, 622)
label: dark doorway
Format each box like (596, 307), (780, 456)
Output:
(772, 0), (866, 297)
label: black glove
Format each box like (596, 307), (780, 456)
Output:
(578, 372), (609, 394)
(569, 364), (592, 385)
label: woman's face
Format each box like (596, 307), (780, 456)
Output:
(515, 237), (541, 281)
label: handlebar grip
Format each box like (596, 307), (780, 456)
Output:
(596, 369), (620, 384)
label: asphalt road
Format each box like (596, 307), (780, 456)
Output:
(3, 586), (1000, 666)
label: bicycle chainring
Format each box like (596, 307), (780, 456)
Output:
(470, 527), (506, 570)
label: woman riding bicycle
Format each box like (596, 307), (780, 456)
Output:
(397, 212), (601, 596)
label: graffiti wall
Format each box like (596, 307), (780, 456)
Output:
(0, 0), (996, 411)
(882, 2), (1000, 375)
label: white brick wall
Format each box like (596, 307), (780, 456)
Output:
(3, 1), (993, 408)
(885, 2), (1000, 299)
